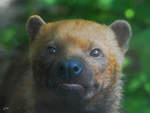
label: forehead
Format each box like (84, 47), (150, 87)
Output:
(40, 19), (112, 42)
(37, 20), (115, 51)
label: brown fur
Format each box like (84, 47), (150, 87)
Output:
(0, 15), (131, 113)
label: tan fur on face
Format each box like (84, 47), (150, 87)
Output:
(28, 20), (123, 99)
(29, 19), (124, 67)
(28, 19), (124, 92)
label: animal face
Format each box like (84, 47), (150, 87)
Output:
(27, 15), (131, 109)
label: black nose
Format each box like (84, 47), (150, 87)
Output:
(57, 59), (83, 80)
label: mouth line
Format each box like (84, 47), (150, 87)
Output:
(48, 80), (100, 100)
(57, 83), (86, 90)
(49, 79), (98, 91)
(49, 78), (86, 89)
(61, 83), (82, 87)
(54, 82), (86, 99)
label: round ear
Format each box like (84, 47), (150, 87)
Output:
(26, 15), (46, 43)
(109, 20), (132, 52)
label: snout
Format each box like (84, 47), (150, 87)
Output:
(47, 57), (94, 89)
(57, 59), (83, 81)
(47, 57), (97, 101)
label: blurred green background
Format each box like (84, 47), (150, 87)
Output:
(0, 0), (150, 113)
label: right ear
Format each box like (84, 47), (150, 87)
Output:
(26, 15), (46, 43)
(109, 20), (132, 53)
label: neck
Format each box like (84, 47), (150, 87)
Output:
(34, 80), (122, 113)
(35, 90), (120, 113)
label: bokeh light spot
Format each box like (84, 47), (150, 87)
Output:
(125, 9), (135, 19)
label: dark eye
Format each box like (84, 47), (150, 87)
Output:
(48, 47), (56, 54)
(90, 48), (103, 57)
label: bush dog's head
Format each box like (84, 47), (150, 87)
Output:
(27, 15), (131, 112)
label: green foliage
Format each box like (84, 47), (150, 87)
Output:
(0, 25), (28, 50)
(98, 0), (113, 10)
(43, 0), (56, 4)
(1, 0), (150, 113)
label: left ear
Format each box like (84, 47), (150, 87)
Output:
(26, 15), (46, 43)
(109, 20), (132, 53)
